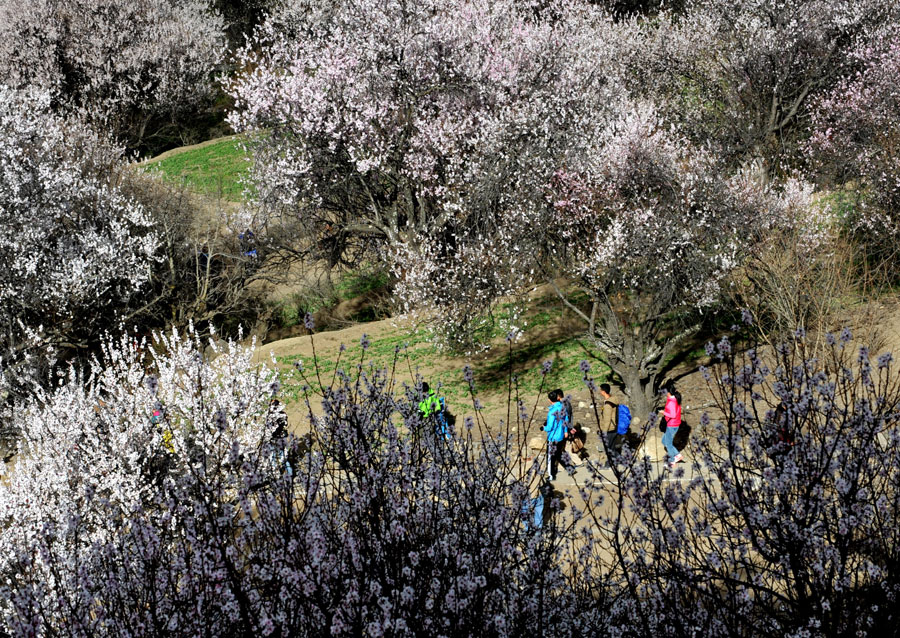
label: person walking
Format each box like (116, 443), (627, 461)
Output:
(555, 388), (573, 425)
(418, 382), (449, 438)
(418, 382), (441, 419)
(660, 382), (683, 468)
(599, 383), (623, 463)
(544, 389), (569, 481)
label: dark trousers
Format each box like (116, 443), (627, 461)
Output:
(606, 431), (624, 460)
(547, 439), (566, 479)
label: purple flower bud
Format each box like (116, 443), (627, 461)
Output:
(741, 308), (754, 325)
(304, 312), (315, 331)
(214, 408), (227, 431)
(579, 360), (591, 373)
(717, 337), (731, 355)
(840, 326), (852, 344)
(541, 360), (553, 375)
(360, 334), (370, 350)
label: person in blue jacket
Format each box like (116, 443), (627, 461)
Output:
(545, 389), (570, 481)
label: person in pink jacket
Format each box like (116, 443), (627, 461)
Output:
(660, 382), (683, 468)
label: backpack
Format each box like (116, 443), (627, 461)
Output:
(616, 404), (632, 435)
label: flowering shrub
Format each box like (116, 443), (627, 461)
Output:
(1, 320), (899, 635)
(577, 327), (900, 635)
(0, 327), (583, 636)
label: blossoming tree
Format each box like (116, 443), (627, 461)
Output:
(632, 0), (899, 172)
(228, 0), (623, 279)
(0, 89), (158, 413)
(808, 26), (900, 268)
(0, 0), (226, 150)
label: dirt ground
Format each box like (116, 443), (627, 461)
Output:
(257, 311), (596, 433)
(257, 295), (900, 468)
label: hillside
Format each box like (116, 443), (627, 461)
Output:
(137, 135), (251, 201)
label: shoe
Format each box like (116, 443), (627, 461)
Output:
(550, 475), (557, 481)
(673, 453), (683, 464)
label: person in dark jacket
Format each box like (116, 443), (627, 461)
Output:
(600, 383), (624, 462)
(268, 399), (291, 476)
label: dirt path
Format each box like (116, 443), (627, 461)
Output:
(258, 294), (900, 476)
(256, 314), (719, 466)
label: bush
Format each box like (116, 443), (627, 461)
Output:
(0, 89), (158, 408)
(2, 321), (900, 635)
(0, 328), (580, 636)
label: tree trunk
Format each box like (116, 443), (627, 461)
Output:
(613, 363), (658, 427)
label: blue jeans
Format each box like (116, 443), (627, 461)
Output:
(662, 426), (679, 463)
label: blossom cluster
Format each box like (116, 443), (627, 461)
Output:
(0, 0), (226, 148)
(0, 88), (158, 401)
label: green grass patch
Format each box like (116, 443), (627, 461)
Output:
(335, 268), (391, 301)
(276, 329), (606, 409)
(275, 294), (608, 410)
(142, 137), (251, 201)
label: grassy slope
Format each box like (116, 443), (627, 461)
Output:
(139, 136), (251, 201)
(263, 293), (610, 433)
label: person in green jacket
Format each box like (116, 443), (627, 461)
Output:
(418, 382), (449, 438)
(418, 382), (441, 418)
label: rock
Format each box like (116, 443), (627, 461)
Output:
(577, 401), (587, 408)
(528, 436), (544, 452)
